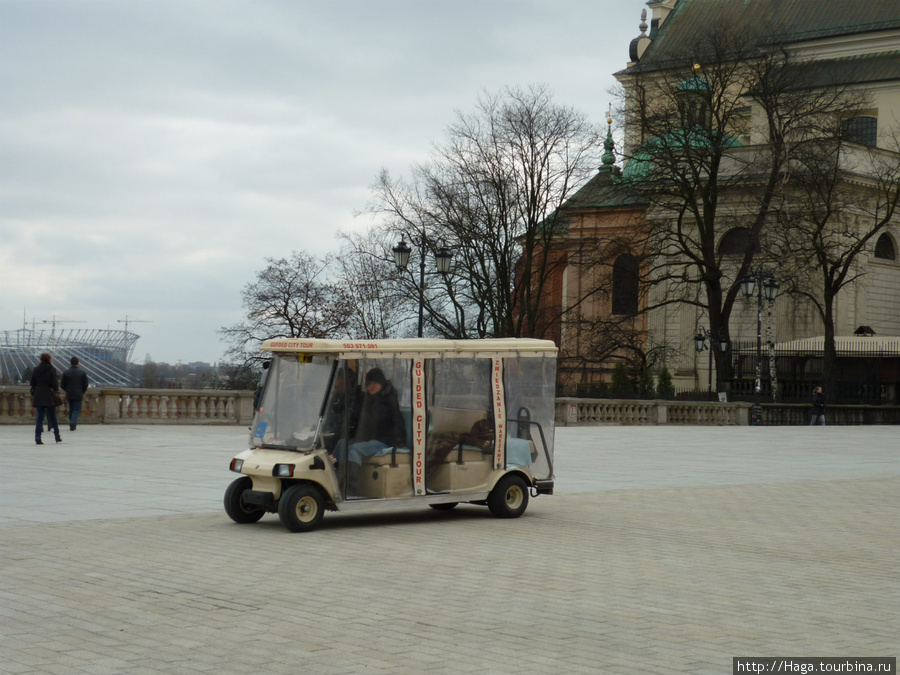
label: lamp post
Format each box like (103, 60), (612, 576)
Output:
(392, 229), (452, 338)
(694, 326), (729, 399)
(740, 270), (779, 425)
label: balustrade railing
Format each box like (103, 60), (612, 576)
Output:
(0, 386), (255, 425)
(556, 397), (752, 426)
(556, 398), (899, 425)
(6, 387), (894, 427)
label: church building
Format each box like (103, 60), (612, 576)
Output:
(553, 0), (900, 401)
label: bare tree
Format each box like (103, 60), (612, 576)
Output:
(334, 229), (413, 339)
(773, 126), (900, 392)
(369, 84), (602, 339)
(619, 23), (871, 388)
(220, 251), (351, 364)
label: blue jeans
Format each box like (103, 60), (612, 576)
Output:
(69, 399), (83, 426)
(35, 406), (60, 440)
(332, 439), (390, 465)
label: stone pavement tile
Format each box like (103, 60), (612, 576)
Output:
(2, 477), (896, 674)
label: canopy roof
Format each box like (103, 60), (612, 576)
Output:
(261, 337), (558, 358)
(774, 336), (900, 355)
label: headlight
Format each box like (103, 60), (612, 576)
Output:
(230, 458), (244, 472)
(273, 464), (295, 478)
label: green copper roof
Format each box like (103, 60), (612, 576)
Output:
(621, 127), (743, 181)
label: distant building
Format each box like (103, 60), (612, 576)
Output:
(0, 328), (138, 386)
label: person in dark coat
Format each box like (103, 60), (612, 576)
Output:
(323, 368), (361, 451)
(61, 356), (90, 431)
(333, 367), (406, 466)
(810, 386), (826, 426)
(30, 353), (62, 444)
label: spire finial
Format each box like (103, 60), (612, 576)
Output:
(600, 104), (616, 172)
(639, 8), (648, 36)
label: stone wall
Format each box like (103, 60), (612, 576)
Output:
(0, 386), (255, 426)
(7, 386), (894, 427)
(555, 397), (752, 426)
(555, 397), (900, 425)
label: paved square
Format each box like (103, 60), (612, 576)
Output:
(1, 424), (897, 674)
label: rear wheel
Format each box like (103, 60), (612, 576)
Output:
(224, 476), (265, 524)
(487, 474), (529, 518)
(278, 484), (325, 532)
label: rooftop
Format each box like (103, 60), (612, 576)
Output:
(625, 0), (900, 74)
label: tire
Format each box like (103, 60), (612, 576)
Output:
(487, 474), (529, 518)
(224, 476), (265, 524)
(278, 484), (325, 533)
(429, 502), (458, 511)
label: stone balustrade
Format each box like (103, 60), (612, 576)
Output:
(555, 397), (752, 426)
(0, 386), (255, 426)
(5, 387), (895, 427)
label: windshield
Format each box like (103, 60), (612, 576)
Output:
(251, 354), (335, 450)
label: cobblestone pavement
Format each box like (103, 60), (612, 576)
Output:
(1, 425), (897, 674)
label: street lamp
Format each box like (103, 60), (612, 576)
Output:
(392, 231), (453, 338)
(694, 326), (729, 399)
(740, 271), (779, 425)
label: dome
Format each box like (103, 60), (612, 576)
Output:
(676, 74), (711, 93)
(622, 128), (742, 182)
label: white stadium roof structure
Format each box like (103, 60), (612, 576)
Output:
(1, 328), (139, 386)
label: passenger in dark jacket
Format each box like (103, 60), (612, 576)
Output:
(30, 353), (62, 444)
(61, 356), (89, 430)
(352, 368), (406, 450)
(333, 368), (406, 466)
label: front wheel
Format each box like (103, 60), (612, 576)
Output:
(278, 484), (325, 532)
(487, 474), (529, 518)
(224, 476), (265, 524)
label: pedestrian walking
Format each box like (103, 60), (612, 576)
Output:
(61, 356), (89, 430)
(810, 386), (826, 426)
(30, 353), (62, 444)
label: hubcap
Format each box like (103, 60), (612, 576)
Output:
(296, 496), (317, 522)
(506, 486), (523, 509)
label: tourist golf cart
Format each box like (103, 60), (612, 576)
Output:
(224, 338), (557, 532)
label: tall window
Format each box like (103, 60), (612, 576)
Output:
(718, 228), (758, 257)
(612, 254), (639, 315)
(843, 116), (878, 147)
(874, 233), (896, 260)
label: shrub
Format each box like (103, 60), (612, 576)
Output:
(656, 367), (675, 399)
(611, 362), (636, 398)
(638, 368), (655, 399)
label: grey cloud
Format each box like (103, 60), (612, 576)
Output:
(1, 0), (642, 362)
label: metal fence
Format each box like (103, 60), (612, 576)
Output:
(725, 339), (900, 405)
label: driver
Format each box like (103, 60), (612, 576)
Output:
(323, 369), (360, 451)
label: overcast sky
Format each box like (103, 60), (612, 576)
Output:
(1, 0), (642, 364)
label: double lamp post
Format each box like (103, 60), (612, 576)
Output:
(392, 230), (453, 338)
(740, 270), (780, 425)
(694, 326), (729, 399)
(695, 270), (779, 422)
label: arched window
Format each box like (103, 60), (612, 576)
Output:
(874, 233), (896, 260)
(718, 228), (758, 257)
(843, 116), (878, 147)
(612, 254), (639, 315)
